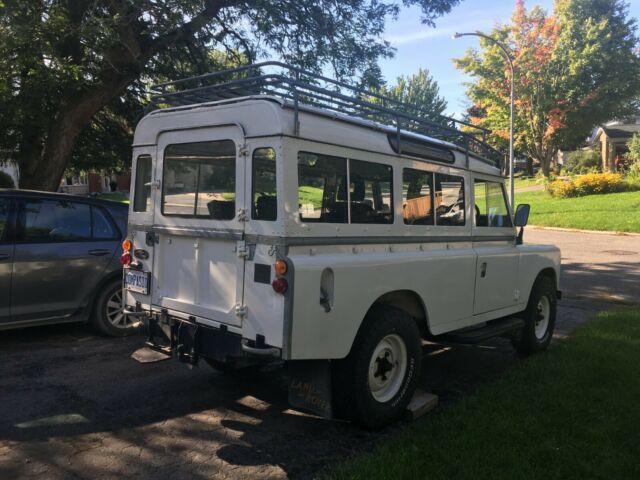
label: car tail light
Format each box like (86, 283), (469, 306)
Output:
(272, 277), (288, 294)
(122, 239), (132, 252)
(120, 252), (132, 266)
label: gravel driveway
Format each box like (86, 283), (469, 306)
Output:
(1, 227), (637, 479)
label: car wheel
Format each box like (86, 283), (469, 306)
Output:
(92, 279), (140, 337)
(511, 276), (557, 354)
(333, 306), (422, 429)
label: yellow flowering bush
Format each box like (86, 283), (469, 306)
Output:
(547, 173), (626, 198)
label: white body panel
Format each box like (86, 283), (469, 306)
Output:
(125, 97), (561, 362)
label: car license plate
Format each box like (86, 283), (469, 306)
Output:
(124, 269), (150, 294)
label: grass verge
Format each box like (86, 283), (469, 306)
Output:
(330, 308), (640, 480)
(95, 192), (129, 203)
(516, 189), (640, 233)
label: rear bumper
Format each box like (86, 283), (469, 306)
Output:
(143, 309), (280, 365)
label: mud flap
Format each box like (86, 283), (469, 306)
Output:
(288, 360), (333, 419)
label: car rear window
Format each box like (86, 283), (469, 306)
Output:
(162, 140), (236, 219)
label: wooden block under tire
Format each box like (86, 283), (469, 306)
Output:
(405, 390), (439, 420)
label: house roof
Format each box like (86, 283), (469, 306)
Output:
(601, 124), (640, 139)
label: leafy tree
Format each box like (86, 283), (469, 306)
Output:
(628, 132), (640, 163)
(0, 0), (460, 191)
(455, 0), (640, 176)
(378, 68), (447, 120)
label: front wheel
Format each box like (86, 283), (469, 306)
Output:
(333, 306), (422, 429)
(92, 279), (140, 337)
(511, 276), (557, 354)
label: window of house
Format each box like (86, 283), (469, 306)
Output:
(133, 155), (152, 213)
(474, 179), (512, 227)
(23, 199), (92, 241)
(252, 148), (277, 221)
(349, 160), (393, 224)
(298, 152), (348, 223)
(403, 168), (434, 225)
(162, 140), (236, 219)
(435, 173), (465, 226)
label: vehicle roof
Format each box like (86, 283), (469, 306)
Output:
(0, 189), (129, 210)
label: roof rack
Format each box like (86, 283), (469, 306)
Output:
(148, 61), (504, 169)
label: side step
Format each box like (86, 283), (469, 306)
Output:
(440, 317), (525, 344)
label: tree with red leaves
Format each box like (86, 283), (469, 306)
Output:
(455, 0), (640, 176)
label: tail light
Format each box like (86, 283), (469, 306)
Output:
(120, 252), (132, 266)
(272, 277), (288, 294)
(122, 239), (132, 252)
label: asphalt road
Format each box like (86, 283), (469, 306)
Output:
(1, 227), (637, 479)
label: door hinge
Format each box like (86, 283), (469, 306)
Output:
(237, 242), (255, 260)
(235, 304), (248, 318)
(239, 145), (249, 156)
(237, 208), (248, 222)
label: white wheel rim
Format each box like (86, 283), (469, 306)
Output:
(368, 334), (407, 403)
(106, 288), (137, 329)
(534, 296), (551, 340)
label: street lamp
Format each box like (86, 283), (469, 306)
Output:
(453, 31), (515, 210)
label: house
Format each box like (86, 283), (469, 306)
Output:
(591, 118), (640, 171)
(59, 172), (131, 195)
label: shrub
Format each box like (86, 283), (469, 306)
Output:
(547, 173), (627, 198)
(0, 171), (15, 188)
(564, 150), (601, 174)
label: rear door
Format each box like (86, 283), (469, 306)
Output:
(151, 126), (247, 327)
(11, 197), (115, 322)
(0, 196), (14, 322)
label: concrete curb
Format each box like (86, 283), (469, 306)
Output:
(528, 225), (640, 237)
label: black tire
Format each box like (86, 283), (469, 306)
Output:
(92, 279), (140, 337)
(332, 306), (422, 429)
(511, 276), (557, 354)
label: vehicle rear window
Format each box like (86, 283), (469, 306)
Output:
(133, 154), (152, 213)
(23, 199), (92, 241)
(252, 148), (277, 221)
(162, 140), (236, 219)
(403, 168), (434, 225)
(435, 173), (465, 226)
(474, 179), (512, 227)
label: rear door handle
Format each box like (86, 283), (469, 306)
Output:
(480, 262), (488, 278)
(0, 253), (10, 261)
(88, 249), (111, 256)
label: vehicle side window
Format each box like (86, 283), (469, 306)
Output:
(403, 168), (434, 225)
(474, 179), (512, 227)
(252, 148), (277, 221)
(92, 207), (118, 239)
(435, 173), (465, 226)
(133, 154), (152, 213)
(0, 198), (9, 242)
(349, 159), (393, 224)
(162, 140), (236, 219)
(298, 152), (348, 223)
(23, 199), (91, 242)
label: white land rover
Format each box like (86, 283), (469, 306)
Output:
(123, 62), (561, 428)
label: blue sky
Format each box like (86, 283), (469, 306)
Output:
(379, 0), (640, 117)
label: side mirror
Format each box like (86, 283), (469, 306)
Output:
(514, 203), (530, 227)
(514, 204), (530, 245)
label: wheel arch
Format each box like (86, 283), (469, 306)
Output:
(363, 289), (430, 339)
(88, 269), (123, 316)
(527, 267), (558, 303)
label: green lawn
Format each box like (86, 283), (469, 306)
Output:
(512, 176), (541, 190)
(330, 308), (640, 480)
(515, 189), (640, 233)
(95, 192), (130, 203)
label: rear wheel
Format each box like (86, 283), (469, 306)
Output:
(512, 276), (557, 354)
(92, 279), (140, 337)
(333, 306), (422, 429)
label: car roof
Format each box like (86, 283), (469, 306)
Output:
(0, 189), (128, 210)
